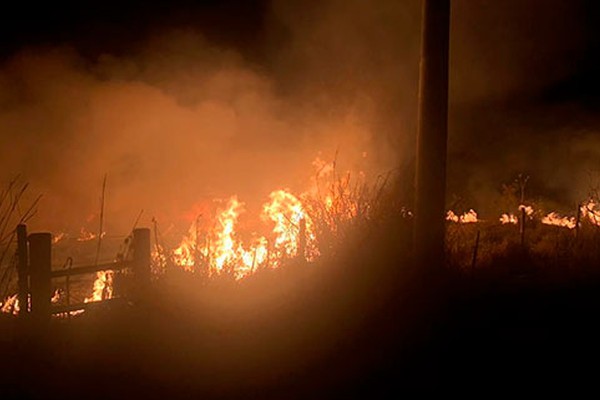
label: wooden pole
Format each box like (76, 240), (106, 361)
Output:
(132, 228), (151, 293)
(414, 0), (451, 273)
(28, 233), (52, 322)
(16, 224), (29, 316)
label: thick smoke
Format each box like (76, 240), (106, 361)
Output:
(0, 0), (596, 235)
(0, 17), (406, 235)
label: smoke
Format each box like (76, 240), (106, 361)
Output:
(0, 0), (597, 234)
(0, 21), (403, 234)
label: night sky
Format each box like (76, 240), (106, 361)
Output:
(1, 0), (598, 102)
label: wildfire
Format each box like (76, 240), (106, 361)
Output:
(172, 190), (317, 280)
(77, 227), (103, 242)
(0, 294), (19, 315)
(446, 209), (479, 224)
(53, 232), (66, 244)
(262, 190), (317, 261)
(500, 214), (518, 225)
(500, 204), (534, 225)
(84, 271), (114, 303)
(581, 200), (600, 226)
(541, 212), (577, 229)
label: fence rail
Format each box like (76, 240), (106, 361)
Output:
(50, 260), (131, 279)
(16, 224), (151, 321)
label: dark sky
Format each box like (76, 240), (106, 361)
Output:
(1, 1), (599, 104)
(0, 1), (270, 60)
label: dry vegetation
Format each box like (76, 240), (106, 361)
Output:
(3, 172), (600, 397)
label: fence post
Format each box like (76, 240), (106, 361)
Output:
(16, 224), (29, 316)
(28, 233), (52, 322)
(132, 228), (151, 294)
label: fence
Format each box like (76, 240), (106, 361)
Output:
(16, 224), (151, 321)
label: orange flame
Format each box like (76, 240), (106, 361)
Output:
(541, 212), (576, 229)
(581, 200), (600, 226)
(446, 209), (479, 224)
(0, 294), (19, 315)
(84, 271), (114, 303)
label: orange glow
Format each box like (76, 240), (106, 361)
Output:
(446, 209), (479, 224)
(84, 270), (114, 303)
(541, 212), (577, 229)
(0, 294), (19, 315)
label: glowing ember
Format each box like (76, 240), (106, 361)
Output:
(446, 209), (479, 224)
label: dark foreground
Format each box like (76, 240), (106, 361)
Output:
(2, 231), (600, 399)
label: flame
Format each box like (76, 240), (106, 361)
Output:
(172, 190), (319, 280)
(53, 232), (66, 244)
(446, 209), (479, 224)
(84, 270), (114, 303)
(541, 212), (576, 229)
(77, 227), (98, 242)
(519, 205), (533, 216)
(262, 189), (318, 263)
(500, 205), (534, 225)
(0, 294), (19, 315)
(51, 289), (61, 303)
(173, 197), (269, 279)
(500, 214), (518, 224)
(581, 200), (600, 226)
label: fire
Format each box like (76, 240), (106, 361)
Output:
(500, 204), (534, 225)
(500, 214), (518, 224)
(84, 270), (114, 303)
(541, 212), (577, 229)
(446, 209), (478, 224)
(53, 232), (66, 244)
(77, 227), (105, 242)
(519, 205), (534, 216)
(581, 200), (600, 226)
(172, 197), (267, 279)
(262, 190), (316, 261)
(51, 289), (61, 303)
(172, 190), (317, 280)
(0, 294), (19, 315)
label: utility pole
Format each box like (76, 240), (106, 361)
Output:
(414, 0), (451, 274)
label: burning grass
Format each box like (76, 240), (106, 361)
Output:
(5, 164), (600, 317)
(4, 170), (600, 397)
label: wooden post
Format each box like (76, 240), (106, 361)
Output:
(132, 228), (151, 292)
(28, 233), (52, 321)
(414, 0), (451, 273)
(16, 224), (29, 316)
